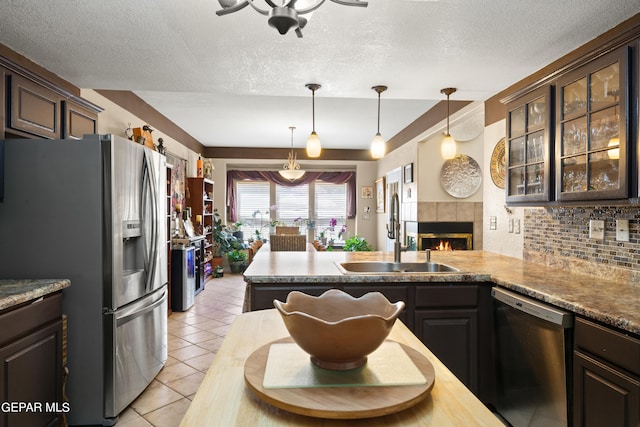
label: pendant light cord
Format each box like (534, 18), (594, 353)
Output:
(446, 92), (450, 135)
(312, 88), (316, 132)
(377, 90), (381, 134)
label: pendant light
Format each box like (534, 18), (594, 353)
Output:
(279, 126), (305, 181)
(305, 83), (322, 158)
(440, 87), (457, 159)
(371, 85), (388, 159)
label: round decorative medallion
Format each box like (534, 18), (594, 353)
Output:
(490, 138), (506, 189)
(440, 154), (482, 198)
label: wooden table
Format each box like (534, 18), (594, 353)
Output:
(180, 309), (504, 426)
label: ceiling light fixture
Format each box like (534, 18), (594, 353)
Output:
(216, 0), (368, 38)
(305, 83), (321, 158)
(370, 85), (388, 159)
(279, 126), (305, 181)
(440, 87), (457, 160)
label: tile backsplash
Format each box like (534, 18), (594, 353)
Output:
(524, 205), (640, 283)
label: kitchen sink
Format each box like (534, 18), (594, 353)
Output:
(336, 261), (460, 274)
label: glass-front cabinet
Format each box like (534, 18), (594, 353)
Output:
(506, 86), (553, 203)
(555, 47), (629, 201)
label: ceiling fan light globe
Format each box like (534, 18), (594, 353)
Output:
(306, 132), (321, 157)
(370, 133), (385, 159)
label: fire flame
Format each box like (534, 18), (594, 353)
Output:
(435, 240), (452, 251)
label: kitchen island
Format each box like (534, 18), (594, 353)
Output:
(244, 249), (640, 335)
(180, 309), (505, 426)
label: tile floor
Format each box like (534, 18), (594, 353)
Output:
(117, 273), (247, 427)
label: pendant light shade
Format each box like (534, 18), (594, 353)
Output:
(279, 126), (305, 181)
(440, 87), (457, 160)
(306, 83), (322, 158)
(371, 85), (388, 159)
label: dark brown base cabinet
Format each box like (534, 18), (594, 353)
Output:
(0, 293), (64, 427)
(573, 318), (640, 427)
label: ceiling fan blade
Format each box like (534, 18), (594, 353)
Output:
(328, 0), (367, 7)
(295, 27), (304, 38)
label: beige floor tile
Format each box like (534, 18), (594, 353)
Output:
(168, 321), (201, 336)
(169, 344), (210, 362)
(142, 398), (192, 427)
(155, 361), (200, 384)
(182, 351), (216, 372)
(195, 336), (225, 353)
(131, 380), (183, 415)
(166, 371), (206, 397)
(192, 318), (226, 331)
(164, 356), (180, 367)
(167, 336), (192, 351)
(181, 330), (219, 344)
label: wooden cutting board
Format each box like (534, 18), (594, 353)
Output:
(244, 337), (435, 419)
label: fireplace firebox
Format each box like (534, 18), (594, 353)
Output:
(406, 221), (473, 251)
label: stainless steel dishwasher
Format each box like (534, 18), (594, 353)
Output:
(492, 287), (574, 427)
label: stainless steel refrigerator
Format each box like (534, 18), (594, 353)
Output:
(0, 134), (168, 425)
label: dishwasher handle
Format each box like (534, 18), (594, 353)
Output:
(492, 287), (573, 329)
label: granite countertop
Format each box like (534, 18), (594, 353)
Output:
(243, 250), (640, 336)
(0, 279), (70, 311)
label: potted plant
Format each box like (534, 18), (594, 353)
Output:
(342, 235), (373, 252)
(231, 221), (244, 241)
(227, 249), (249, 274)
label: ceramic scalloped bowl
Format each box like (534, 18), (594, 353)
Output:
(273, 289), (405, 370)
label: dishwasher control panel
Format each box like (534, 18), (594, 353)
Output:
(492, 287), (573, 328)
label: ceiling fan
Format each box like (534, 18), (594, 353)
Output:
(216, 0), (368, 38)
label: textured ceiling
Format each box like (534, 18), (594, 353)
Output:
(0, 0), (638, 151)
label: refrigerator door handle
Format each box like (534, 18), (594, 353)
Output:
(142, 150), (159, 293)
(115, 289), (166, 325)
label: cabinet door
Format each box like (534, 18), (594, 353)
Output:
(506, 85), (553, 204)
(414, 308), (479, 393)
(63, 101), (98, 139)
(250, 285), (333, 311)
(8, 74), (61, 139)
(573, 351), (640, 427)
(556, 46), (629, 201)
(0, 320), (63, 427)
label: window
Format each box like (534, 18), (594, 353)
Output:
(276, 184), (309, 234)
(315, 181), (347, 241)
(234, 180), (348, 242)
(236, 181), (270, 237)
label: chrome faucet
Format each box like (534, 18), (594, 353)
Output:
(387, 192), (405, 263)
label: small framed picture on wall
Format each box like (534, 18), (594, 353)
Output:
(404, 163), (413, 183)
(361, 186), (373, 198)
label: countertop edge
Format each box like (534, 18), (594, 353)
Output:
(0, 279), (70, 311)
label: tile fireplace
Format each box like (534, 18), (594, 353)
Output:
(406, 221), (474, 251)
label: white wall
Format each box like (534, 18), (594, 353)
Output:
(481, 119), (524, 258)
(81, 89), (201, 176)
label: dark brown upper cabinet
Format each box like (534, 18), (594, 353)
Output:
(506, 85), (554, 204)
(8, 73), (62, 139)
(63, 100), (98, 139)
(555, 46), (630, 201)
